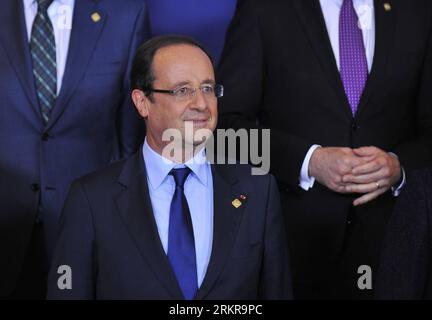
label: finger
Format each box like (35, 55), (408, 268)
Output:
(358, 155), (376, 162)
(351, 159), (382, 175)
(353, 188), (387, 206)
(342, 168), (386, 184)
(327, 175), (353, 194)
(336, 155), (369, 174)
(352, 146), (379, 157)
(346, 156), (370, 168)
(345, 180), (386, 194)
(334, 183), (353, 194)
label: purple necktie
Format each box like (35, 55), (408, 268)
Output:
(339, 0), (368, 115)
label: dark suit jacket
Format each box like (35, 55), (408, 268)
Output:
(376, 169), (432, 299)
(0, 0), (150, 296)
(217, 0), (432, 287)
(46, 151), (292, 299)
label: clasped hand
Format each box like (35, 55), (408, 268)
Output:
(309, 146), (401, 206)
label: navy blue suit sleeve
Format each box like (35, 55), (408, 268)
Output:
(376, 171), (431, 299)
(47, 180), (96, 300)
(116, 2), (151, 158)
(259, 174), (293, 299)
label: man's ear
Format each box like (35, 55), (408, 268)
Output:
(131, 89), (150, 119)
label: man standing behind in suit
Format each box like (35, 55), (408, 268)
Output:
(46, 35), (292, 300)
(376, 169), (432, 299)
(0, 0), (150, 298)
(218, 0), (432, 299)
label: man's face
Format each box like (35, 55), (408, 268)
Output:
(134, 44), (218, 154)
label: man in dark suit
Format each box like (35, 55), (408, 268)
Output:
(0, 0), (150, 298)
(46, 35), (292, 300)
(218, 0), (432, 299)
(376, 169), (432, 299)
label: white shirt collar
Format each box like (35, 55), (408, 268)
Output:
(24, 0), (71, 6)
(322, 0), (373, 7)
(23, 0), (75, 12)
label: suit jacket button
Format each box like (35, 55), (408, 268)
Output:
(31, 183), (40, 192)
(351, 123), (360, 131)
(41, 133), (50, 141)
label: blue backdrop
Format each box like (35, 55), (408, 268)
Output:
(147, 0), (237, 65)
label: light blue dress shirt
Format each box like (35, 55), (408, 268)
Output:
(23, 0), (75, 94)
(143, 139), (214, 287)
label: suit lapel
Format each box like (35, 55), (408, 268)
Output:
(195, 164), (245, 300)
(292, 0), (353, 119)
(117, 156), (246, 300)
(45, 0), (106, 131)
(0, 0), (41, 122)
(293, 0), (397, 120)
(115, 152), (184, 299)
(356, 0), (396, 118)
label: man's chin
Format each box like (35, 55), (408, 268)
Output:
(183, 139), (208, 148)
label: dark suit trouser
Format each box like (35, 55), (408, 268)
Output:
(281, 196), (385, 300)
(290, 223), (376, 299)
(8, 221), (47, 300)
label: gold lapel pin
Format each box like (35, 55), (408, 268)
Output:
(232, 199), (242, 209)
(91, 12), (101, 23)
(383, 3), (391, 12)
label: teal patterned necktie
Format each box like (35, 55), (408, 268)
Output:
(30, 0), (57, 124)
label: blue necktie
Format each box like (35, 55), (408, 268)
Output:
(30, 0), (57, 124)
(167, 168), (198, 300)
(339, 0), (368, 115)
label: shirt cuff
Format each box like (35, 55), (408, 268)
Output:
(389, 152), (406, 197)
(299, 145), (321, 191)
(391, 166), (406, 197)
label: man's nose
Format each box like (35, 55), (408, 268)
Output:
(190, 88), (208, 110)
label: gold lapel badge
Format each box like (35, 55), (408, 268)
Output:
(232, 199), (242, 209)
(383, 3), (391, 12)
(91, 12), (101, 23)
(232, 194), (247, 208)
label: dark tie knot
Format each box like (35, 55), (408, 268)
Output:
(37, 0), (54, 12)
(170, 167), (191, 188)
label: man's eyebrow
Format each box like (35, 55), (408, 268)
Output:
(170, 79), (216, 87)
(201, 79), (216, 85)
(171, 81), (190, 88)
